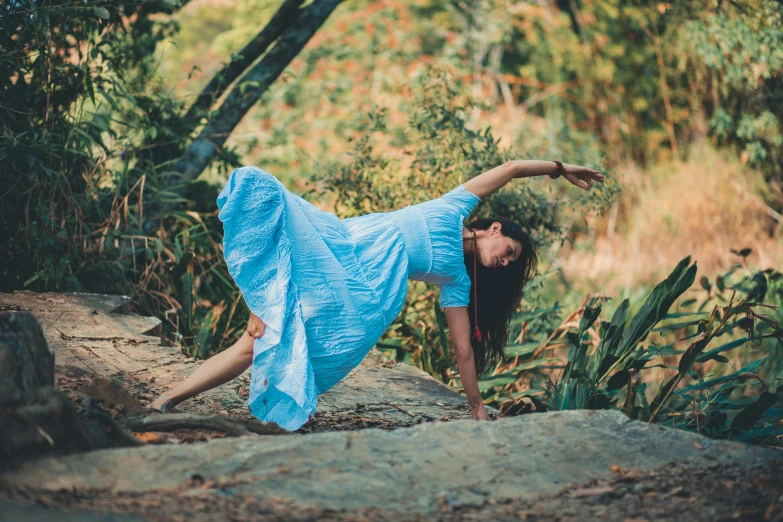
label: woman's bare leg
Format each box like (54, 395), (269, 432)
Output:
(148, 332), (255, 410)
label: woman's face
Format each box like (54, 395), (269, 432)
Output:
(478, 222), (522, 268)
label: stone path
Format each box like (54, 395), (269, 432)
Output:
(1, 291), (781, 521)
(0, 291), (249, 419)
(0, 291), (476, 431)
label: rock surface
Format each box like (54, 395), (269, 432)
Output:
(0, 291), (478, 429)
(0, 500), (146, 522)
(0, 310), (115, 465)
(0, 311), (54, 404)
(0, 291), (781, 520)
(2, 410), (779, 515)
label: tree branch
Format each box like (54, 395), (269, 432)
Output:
(172, 0), (344, 181)
(122, 413), (289, 436)
(182, 0), (305, 125)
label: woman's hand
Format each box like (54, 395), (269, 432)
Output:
(471, 404), (492, 421)
(246, 312), (266, 339)
(562, 163), (605, 191)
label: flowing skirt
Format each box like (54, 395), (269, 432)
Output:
(217, 167), (409, 430)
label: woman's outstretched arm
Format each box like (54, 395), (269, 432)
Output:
(444, 305), (491, 420)
(463, 160), (604, 199)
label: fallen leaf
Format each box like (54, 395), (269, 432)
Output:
(611, 465), (623, 474)
(693, 441), (705, 450)
(135, 432), (164, 443)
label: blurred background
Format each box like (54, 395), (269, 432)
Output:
(2, 0), (781, 443)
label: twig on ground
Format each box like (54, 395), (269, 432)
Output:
(121, 413), (289, 436)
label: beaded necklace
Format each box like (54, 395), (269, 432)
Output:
(468, 228), (483, 343)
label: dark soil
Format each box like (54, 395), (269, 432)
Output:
(2, 461), (780, 522)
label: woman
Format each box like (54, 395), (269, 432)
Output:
(148, 160), (604, 429)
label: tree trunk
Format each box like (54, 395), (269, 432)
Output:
(172, 0), (343, 181)
(182, 0), (305, 125)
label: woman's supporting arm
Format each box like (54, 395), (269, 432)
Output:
(444, 305), (491, 420)
(463, 160), (604, 199)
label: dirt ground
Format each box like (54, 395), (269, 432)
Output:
(2, 461), (781, 522)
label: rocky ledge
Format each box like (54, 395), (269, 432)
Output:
(0, 291), (780, 521)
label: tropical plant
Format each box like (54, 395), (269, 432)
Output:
(486, 256), (783, 446)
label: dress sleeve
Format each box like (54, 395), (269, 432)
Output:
(439, 269), (471, 309)
(435, 184), (480, 309)
(441, 184), (481, 218)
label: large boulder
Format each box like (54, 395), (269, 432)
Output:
(0, 312), (109, 467)
(0, 311), (54, 405)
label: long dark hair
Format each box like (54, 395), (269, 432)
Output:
(464, 217), (538, 376)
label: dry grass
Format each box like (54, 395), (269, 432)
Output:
(558, 144), (783, 293)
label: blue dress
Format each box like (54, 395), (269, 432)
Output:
(217, 166), (481, 430)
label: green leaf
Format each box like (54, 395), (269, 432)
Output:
(193, 310), (214, 359)
(504, 342), (539, 358)
(23, 273), (40, 287)
(697, 337), (749, 363)
(94, 7), (110, 19)
(579, 298), (602, 332)
(98, 88), (122, 113)
(618, 258), (697, 358)
(509, 305), (561, 325)
(720, 264), (743, 281)
(730, 392), (779, 431)
(679, 355), (768, 393)
(664, 312), (709, 319)
(478, 373), (516, 391)
(652, 318), (704, 332)
(678, 333), (712, 375)
(593, 299), (629, 378)
(650, 374), (679, 420)
(85, 73), (95, 105)
(513, 357), (562, 372)
(181, 272), (194, 330)
(606, 370), (630, 391)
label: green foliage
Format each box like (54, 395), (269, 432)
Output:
(311, 67), (613, 380)
(0, 0), (245, 358)
(687, 3), (783, 189)
(491, 256), (783, 446)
